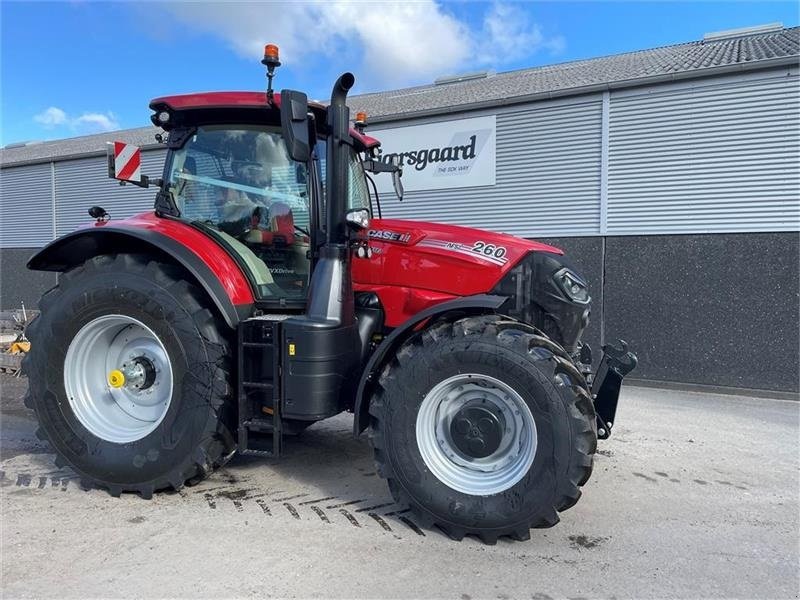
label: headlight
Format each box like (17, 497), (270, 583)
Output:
(345, 208), (370, 230)
(555, 268), (590, 304)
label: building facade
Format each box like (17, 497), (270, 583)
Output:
(2, 25), (798, 393)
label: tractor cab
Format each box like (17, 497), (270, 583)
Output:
(147, 90), (379, 308)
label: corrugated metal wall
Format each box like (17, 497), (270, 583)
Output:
(375, 99), (603, 237)
(607, 74), (800, 234)
(0, 150), (167, 248)
(55, 150), (166, 236)
(0, 163), (54, 248)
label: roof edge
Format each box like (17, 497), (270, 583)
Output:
(1, 143), (163, 170)
(365, 55), (799, 125)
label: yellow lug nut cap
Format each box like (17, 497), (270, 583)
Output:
(108, 370), (125, 388)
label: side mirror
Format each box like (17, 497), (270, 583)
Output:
(345, 208), (370, 230)
(363, 155), (404, 202)
(391, 163), (404, 202)
(280, 89), (310, 163)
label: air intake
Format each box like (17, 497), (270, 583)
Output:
(2, 140), (42, 149)
(703, 22), (783, 42)
(434, 71), (490, 86)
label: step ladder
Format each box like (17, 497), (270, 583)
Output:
(237, 315), (291, 457)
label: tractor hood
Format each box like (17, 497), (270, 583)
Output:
(353, 217), (563, 300)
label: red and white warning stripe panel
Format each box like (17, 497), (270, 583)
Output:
(110, 141), (141, 181)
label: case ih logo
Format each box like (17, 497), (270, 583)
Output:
(368, 229), (412, 243)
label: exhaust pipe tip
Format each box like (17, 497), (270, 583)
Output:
(331, 72), (355, 106)
(339, 72), (355, 92)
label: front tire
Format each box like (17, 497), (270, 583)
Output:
(369, 315), (596, 543)
(23, 254), (235, 498)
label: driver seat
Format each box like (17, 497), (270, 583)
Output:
(247, 202), (294, 246)
(267, 202), (294, 247)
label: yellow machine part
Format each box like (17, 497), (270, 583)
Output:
(107, 369), (126, 388)
(8, 341), (30, 355)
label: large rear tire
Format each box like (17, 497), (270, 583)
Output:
(368, 314), (596, 543)
(22, 254), (235, 498)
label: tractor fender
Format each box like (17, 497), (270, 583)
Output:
(28, 225), (253, 329)
(352, 293), (508, 436)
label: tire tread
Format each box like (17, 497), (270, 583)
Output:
(23, 253), (235, 498)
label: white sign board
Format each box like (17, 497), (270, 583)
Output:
(371, 115), (496, 193)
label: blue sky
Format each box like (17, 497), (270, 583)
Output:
(1, 1), (797, 145)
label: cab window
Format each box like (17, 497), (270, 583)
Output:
(166, 125), (311, 302)
(316, 141), (372, 214)
(347, 150), (370, 211)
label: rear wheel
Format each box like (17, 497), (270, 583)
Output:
(23, 254), (235, 497)
(368, 314), (596, 543)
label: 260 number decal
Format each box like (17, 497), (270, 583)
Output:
(472, 241), (507, 259)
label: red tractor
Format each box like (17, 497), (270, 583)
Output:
(23, 46), (636, 543)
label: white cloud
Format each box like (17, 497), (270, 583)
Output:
(158, 1), (562, 89)
(33, 107), (68, 127)
(32, 107), (119, 134)
(319, 2), (471, 84)
(481, 3), (565, 64)
(74, 112), (119, 132)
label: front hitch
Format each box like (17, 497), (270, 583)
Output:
(591, 340), (637, 439)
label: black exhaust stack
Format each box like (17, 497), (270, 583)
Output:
(280, 72), (360, 422)
(304, 71), (355, 327)
(326, 72), (355, 246)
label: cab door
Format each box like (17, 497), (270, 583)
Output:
(164, 124), (313, 306)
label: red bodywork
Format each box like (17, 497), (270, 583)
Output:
(88, 213), (560, 328)
(92, 213), (255, 305)
(354, 219), (561, 326)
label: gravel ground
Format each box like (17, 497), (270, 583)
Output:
(1, 373), (798, 599)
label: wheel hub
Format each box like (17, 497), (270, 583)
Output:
(64, 315), (173, 444)
(416, 373), (538, 496)
(121, 356), (157, 391)
(450, 404), (504, 458)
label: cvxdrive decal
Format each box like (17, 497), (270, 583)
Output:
(369, 230), (412, 243)
(418, 239), (509, 266)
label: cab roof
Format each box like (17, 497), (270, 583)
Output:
(149, 91), (380, 151)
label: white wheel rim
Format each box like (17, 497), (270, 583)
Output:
(64, 315), (174, 444)
(416, 373), (537, 496)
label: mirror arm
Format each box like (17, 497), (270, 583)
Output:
(363, 159), (400, 174)
(117, 175), (163, 189)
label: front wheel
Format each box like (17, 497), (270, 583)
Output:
(23, 254), (235, 498)
(368, 315), (596, 543)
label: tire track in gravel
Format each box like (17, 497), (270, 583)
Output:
(1, 466), (430, 539)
